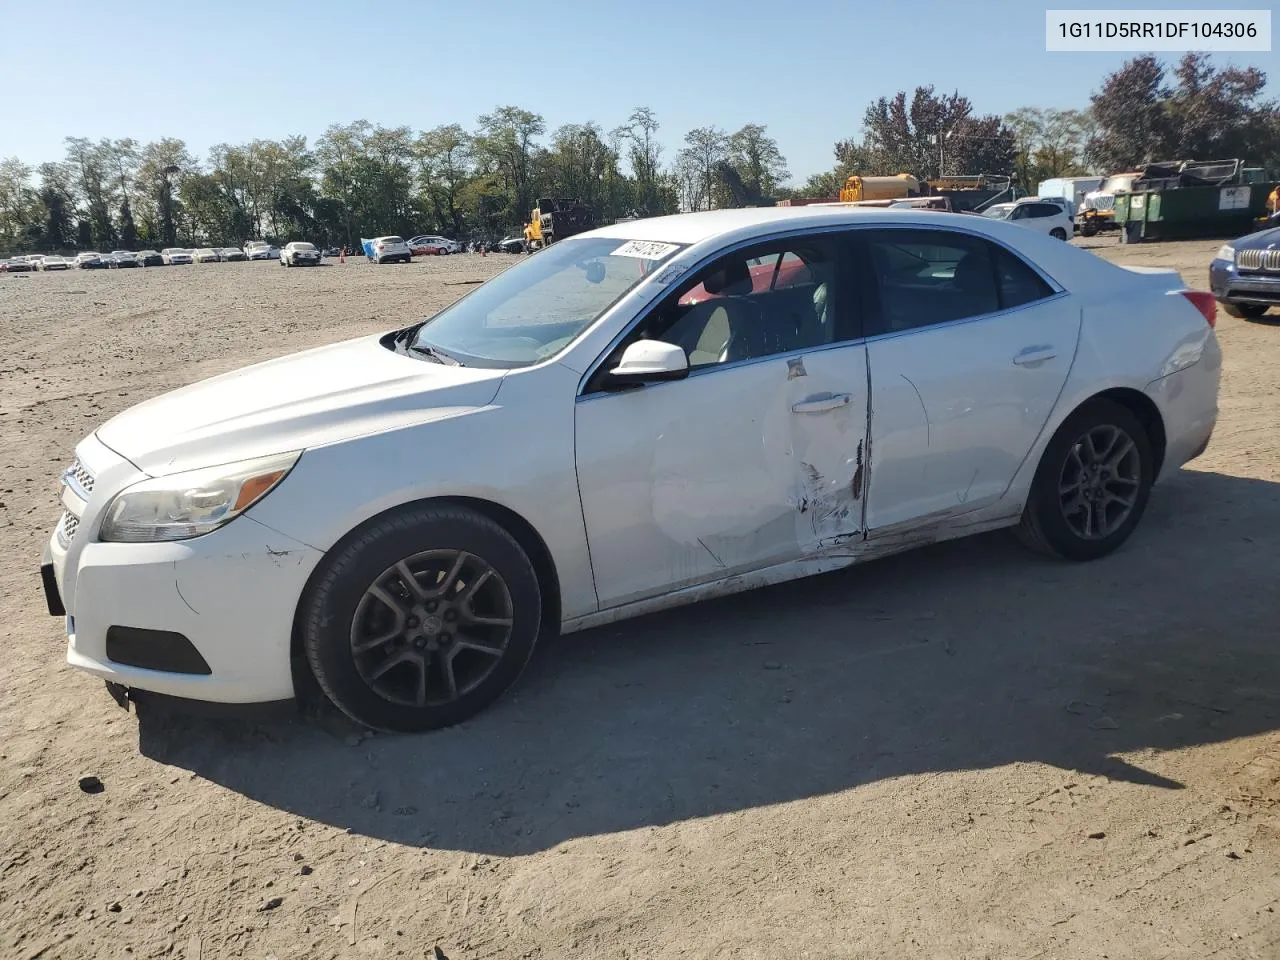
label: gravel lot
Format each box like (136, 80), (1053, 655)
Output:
(2, 240), (1278, 960)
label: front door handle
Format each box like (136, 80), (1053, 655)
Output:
(1012, 346), (1057, 366)
(792, 393), (852, 414)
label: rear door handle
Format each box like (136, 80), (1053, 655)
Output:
(1012, 346), (1057, 366)
(792, 393), (852, 414)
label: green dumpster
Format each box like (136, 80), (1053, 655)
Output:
(1116, 179), (1279, 243)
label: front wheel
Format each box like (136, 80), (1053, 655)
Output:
(299, 504), (543, 732)
(1014, 398), (1154, 561)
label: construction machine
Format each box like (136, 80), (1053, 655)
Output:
(523, 198), (595, 251)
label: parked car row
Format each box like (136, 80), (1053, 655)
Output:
(5, 235), (525, 274)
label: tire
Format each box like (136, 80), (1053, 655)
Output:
(1050, 227), (1067, 240)
(1014, 397), (1154, 562)
(1222, 301), (1269, 320)
(299, 504), (543, 732)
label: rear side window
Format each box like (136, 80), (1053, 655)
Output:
(994, 247), (1055, 309)
(862, 229), (1000, 333)
(861, 229), (1055, 334)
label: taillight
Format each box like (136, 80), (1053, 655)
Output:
(1178, 289), (1216, 328)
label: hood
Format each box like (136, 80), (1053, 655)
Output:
(96, 333), (505, 475)
(1234, 226), (1280, 251)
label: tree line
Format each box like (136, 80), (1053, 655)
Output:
(1, 53), (1276, 254)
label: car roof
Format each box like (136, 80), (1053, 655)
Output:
(582, 206), (1042, 248)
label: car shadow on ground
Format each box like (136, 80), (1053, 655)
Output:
(137, 467), (1280, 856)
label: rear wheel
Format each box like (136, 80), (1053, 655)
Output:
(1050, 227), (1067, 240)
(1015, 398), (1154, 561)
(1222, 301), (1269, 320)
(300, 504), (543, 732)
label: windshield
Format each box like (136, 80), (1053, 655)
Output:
(292, 243), (316, 251)
(409, 235), (685, 368)
(382, 236), (404, 245)
(982, 205), (1013, 219)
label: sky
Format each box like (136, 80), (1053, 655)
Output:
(1, 0), (1275, 183)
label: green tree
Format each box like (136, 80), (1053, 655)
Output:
(415, 123), (473, 237)
(726, 123), (789, 200)
(677, 126), (728, 210)
(473, 106), (545, 226)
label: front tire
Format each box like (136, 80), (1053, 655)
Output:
(1014, 398), (1154, 561)
(299, 504), (543, 732)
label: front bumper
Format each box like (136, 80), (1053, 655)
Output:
(45, 434), (324, 703)
(1209, 259), (1280, 306)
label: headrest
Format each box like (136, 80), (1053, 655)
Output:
(952, 253), (989, 294)
(703, 259), (752, 296)
(812, 281), (828, 314)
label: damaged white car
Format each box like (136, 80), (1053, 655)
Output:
(42, 207), (1221, 732)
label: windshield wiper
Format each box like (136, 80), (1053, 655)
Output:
(408, 342), (463, 366)
(391, 321), (426, 346)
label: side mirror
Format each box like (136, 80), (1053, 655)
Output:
(605, 340), (689, 386)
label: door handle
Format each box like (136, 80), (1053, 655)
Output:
(792, 393), (852, 414)
(1012, 346), (1057, 366)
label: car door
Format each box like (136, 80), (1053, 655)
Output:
(574, 231), (870, 611)
(857, 226), (1080, 532)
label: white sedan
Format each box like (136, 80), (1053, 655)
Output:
(981, 198), (1074, 240)
(280, 241), (321, 266)
(42, 207), (1221, 732)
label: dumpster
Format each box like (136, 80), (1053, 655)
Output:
(1115, 159), (1279, 242)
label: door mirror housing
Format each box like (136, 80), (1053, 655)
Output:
(605, 339), (689, 386)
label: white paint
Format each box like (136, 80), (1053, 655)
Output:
(864, 296), (1081, 530)
(46, 205), (1221, 706)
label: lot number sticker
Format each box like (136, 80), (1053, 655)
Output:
(613, 240), (679, 260)
(1219, 186), (1251, 210)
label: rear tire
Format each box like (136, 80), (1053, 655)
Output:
(1050, 227), (1067, 240)
(1014, 398), (1154, 561)
(300, 504), (543, 732)
(1222, 301), (1269, 320)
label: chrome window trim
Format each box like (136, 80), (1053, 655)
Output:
(575, 220), (1069, 401)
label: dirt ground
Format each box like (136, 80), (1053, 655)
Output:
(2, 238), (1278, 960)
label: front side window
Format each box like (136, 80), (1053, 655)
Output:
(408, 235), (684, 368)
(622, 235), (845, 372)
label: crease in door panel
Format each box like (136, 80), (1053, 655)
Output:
(998, 303), (1085, 500)
(901, 373), (930, 448)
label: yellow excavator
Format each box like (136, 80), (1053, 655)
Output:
(523, 198), (595, 252)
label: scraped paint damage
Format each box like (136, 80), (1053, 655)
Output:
(851, 439), (865, 501)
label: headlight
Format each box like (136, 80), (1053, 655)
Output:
(98, 451), (301, 543)
(1216, 244), (1235, 263)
